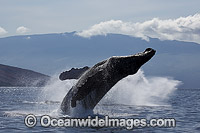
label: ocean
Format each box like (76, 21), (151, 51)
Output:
(0, 71), (200, 132)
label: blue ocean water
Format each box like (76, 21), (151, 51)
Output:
(0, 87), (200, 132)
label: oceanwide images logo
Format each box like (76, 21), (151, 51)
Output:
(24, 114), (176, 129)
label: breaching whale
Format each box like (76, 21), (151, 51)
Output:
(60, 48), (156, 115)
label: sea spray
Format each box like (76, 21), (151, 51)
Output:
(40, 75), (77, 102)
(39, 69), (181, 117)
(36, 75), (77, 117)
(99, 69), (181, 106)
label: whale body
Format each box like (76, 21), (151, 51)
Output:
(60, 48), (156, 114)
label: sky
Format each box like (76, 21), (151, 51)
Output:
(0, 0), (200, 41)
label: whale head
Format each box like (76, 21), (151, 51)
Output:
(108, 48), (156, 78)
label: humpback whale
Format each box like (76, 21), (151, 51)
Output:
(60, 48), (156, 115)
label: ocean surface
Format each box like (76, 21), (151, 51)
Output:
(0, 73), (200, 132)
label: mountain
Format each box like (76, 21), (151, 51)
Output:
(0, 64), (50, 87)
(0, 32), (200, 88)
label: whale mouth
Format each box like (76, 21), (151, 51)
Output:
(112, 48), (156, 59)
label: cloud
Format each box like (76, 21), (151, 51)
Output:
(0, 27), (7, 35)
(77, 13), (200, 44)
(16, 26), (30, 34)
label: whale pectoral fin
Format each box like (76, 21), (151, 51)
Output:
(59, 66), (90, 80)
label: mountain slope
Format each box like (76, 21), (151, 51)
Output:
(0, 32), (200, 88)
(0, 64), (50, 87)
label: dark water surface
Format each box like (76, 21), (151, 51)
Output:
(0, 87), (200, 132)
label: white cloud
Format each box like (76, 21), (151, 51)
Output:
(0, 27), (7, 35)
(16, 26), (30, 34)
(77, 13), (200, 44)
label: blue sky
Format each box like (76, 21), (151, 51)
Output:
(0, 0), (200, 38)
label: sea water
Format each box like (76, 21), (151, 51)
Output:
(0, 70), (200, 132)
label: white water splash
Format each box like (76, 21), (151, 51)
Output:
(99, 69), (181, 106)
(41, 69), (181, 108)
(36, 69), (181, 117)
(40, 75), (77, 102)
